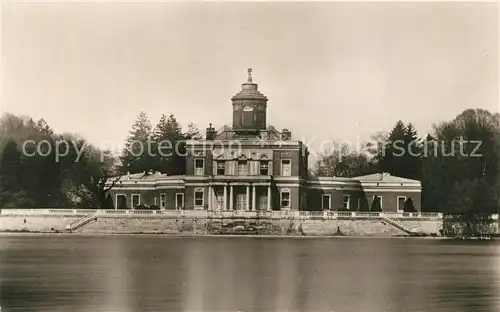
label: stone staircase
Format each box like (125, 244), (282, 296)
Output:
(301, 219), (407, 236)
(65, 211), (98, 232)
(381, 215), (414, 234)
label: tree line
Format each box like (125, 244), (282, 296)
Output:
(311, 108), (500, 215)
(0, 112), (201, 208)
(0, 108), (498, 215)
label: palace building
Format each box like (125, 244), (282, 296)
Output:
(108, 69), (422, 212)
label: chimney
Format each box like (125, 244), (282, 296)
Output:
(206, 123), (216, 140)
(281, 129), (291, 140)
(127, 171), (131, 179)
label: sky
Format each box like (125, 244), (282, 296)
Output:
(1, 1), (498, 157)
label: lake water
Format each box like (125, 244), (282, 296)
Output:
(0, 235), (499, 312)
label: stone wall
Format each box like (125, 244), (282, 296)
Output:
(0, 215), (447, 237)
(0, 215), (80, 232)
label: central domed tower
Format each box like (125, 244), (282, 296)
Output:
(231, 69), (268, 132)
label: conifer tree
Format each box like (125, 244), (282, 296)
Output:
(376, 121), (422, 179)
(403, 197), (416, 213)
(152, 114), (185, 175)
(120, 111), (154, 174)
(402, 123), (422, 180)
(184, 123), (203, 140)
(378, 120), (407, 176)
(34, 118), (54, 137)
(370, 196), (382, 212)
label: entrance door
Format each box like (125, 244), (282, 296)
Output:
(216, 191), (224, 210)
(259, 196), (267, 211)
(175, 193), (184, 210)
(236, 194), (246, 210)
(322, 194), (331, 210)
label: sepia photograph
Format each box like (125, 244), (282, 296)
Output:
(0, 1), (499, 311)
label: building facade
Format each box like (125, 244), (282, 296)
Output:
(109, 69), (422, 212)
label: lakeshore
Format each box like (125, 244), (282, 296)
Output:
(0, 209), (445, 237)
(1, 209), (498, 237)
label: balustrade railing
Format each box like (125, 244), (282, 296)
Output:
(0, 208), (450, 220)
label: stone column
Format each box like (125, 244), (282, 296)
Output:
(208, 186), (212, 211)
(252, 185), (256, 211)
(246, 185), (250, 211)
(229, 184), (234, 210)
(224, 184), (228, 211)
(267, 185), (272, 211)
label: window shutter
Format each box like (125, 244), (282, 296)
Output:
(213, 161), (217, 175)
(268, 161), (273, 175)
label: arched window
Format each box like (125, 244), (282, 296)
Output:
(238, 155), (248, 175)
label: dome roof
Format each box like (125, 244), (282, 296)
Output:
(231, 68), (268, 101)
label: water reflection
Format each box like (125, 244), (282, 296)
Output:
(0, 236), (499, 312)
(101, 239), (132, 312)
(274, 240), (299, 311)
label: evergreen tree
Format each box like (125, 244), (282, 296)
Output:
(378, 120), (407, 176)
(403, 197), (416, 213)
(34, 118), (54, 137)
(402, 123), (422, 180)
(120, 111), (154, 174)
(376, 121), (422, 180)
(152, 114), (185, 175)
(370, 196), (382, 212)
(184, 123), (203, 140)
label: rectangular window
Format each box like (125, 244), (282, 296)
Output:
(260, 160), (269, 175)
(343, 195), (350, 210)
(194, 158), (204, 176)
(280, 191), (290, 209)
(194, 190), (204, 207)
(238, 160), (248, 175)
(216, 161), (225, 175)
(397, 196), (406, 213)
(176, 193), (184, 210)
(281, 159), (291, 176)
(236, 194), (247, 210)
(322, 194), (331, 210)
(131, 194), (140, 208)
(160, 193), (166, 209)
(116, 194), (127, 209)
